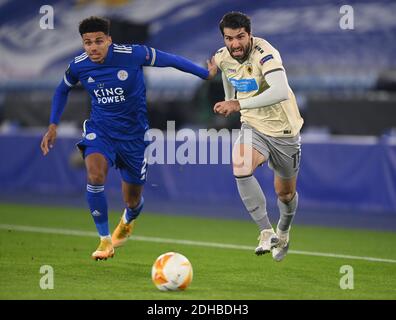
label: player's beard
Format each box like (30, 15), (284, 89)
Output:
(228, 40), (252, 63)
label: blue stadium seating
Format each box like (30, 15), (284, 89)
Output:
(0, 0), (395, 91)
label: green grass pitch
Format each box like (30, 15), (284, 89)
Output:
(0, 203), (395, 300)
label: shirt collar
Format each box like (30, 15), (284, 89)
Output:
(103, 43), (114, 64)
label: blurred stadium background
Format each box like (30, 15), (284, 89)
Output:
(0, 0), (395, 232)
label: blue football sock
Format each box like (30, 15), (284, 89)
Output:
(86, 184), (109, 237)
(123, 197), (144, 224)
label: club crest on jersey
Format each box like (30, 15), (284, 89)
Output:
(246, 65), (253, 75)
(117, 70), (128, 81)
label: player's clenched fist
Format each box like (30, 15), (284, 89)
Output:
(213, 100), (241, 117)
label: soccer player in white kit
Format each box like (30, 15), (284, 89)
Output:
(213, 12), (304, 261)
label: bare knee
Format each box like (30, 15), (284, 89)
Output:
(232, 152), (254, 177)
(85, 153), (108, 185)
(125, 196), (141, 209)
(274, 175), (297, 203)
(87, 171), (106, 185)
(232, 145), (264, 177)
(277, 191), (295, 204)
(233, 162), (254, 177)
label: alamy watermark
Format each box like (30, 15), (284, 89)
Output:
(38, 4), (354, 32)
(39, 265), (54, 289)
(39, 5), (54, 30)
(339, 265), (354, 290)
(339, 5), (354, 30)
(144, 121), (253, 166)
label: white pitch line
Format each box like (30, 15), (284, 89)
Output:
(1, 224), (396, 264)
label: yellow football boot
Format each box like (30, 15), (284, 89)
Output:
(91, 237), (114, 261)
(112, 219), (135, 248)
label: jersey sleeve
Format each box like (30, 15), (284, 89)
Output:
(257, 52), (284, 76)
(131, 44), (156, 66)
(49, 62), (77, 124)
(63, 62), (79, 87)
(49, 79), (72, 125)
(133, 44), (209, 79)
(239, 70), (289, 109)
(213, 48), (225, 72)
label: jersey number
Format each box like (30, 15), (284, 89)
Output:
(291, 150), (301, 169)
(140, 158), (148, 180)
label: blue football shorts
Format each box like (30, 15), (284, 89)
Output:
(76, 120), (149, 185)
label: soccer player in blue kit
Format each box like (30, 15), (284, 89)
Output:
(40, 16), (217, 260)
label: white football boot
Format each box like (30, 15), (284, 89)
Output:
(255, 228), (280, 255)
(272, 227), (290, 262)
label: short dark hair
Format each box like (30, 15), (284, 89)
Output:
(219, 11), (251, 36)
(79, 16), (110, 36)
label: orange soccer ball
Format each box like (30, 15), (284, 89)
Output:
(151, 252), (193, 291)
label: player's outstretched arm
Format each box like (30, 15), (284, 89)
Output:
(153, 49), (217, 80)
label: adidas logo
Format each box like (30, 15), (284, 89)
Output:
(91, 210), (101, 216)
(88, 76), (95, 83)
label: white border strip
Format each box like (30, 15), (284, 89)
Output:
(150, 47), (156, 66)
(63, 75), (73, 87)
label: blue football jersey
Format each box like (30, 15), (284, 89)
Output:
(65, 44), (160, 140)
(52, 43), (209, 140)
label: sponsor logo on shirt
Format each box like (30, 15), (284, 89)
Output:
(228, 78), (258, 92)
(93, 87), (126, 104)
(87, 76), (95, 83)
(259, 54), (274, 65)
